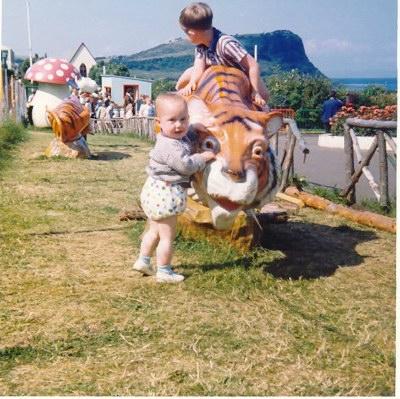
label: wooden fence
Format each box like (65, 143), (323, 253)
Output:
(0, 77), (27, 123)
(89, 117), (156, 140)
(270, 117), (310, 191)
(340, 118), (397, 209)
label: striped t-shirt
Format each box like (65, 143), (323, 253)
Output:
(195, 28), (248, 72)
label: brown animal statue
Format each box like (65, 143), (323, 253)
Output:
(185, 65), (283, 230)
(45, 98), (91, 158)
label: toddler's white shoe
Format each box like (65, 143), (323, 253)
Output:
(133, 258), (155, 276)
(156, 266), (184, 283)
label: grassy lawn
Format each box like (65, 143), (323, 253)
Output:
(0, 130), (395, 396)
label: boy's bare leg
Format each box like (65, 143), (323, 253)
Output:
(258, 77), (270, 103)
(155, 215), (177, 267)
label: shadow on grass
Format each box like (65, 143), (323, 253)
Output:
(91, 151), (131, 161)
(92, 144), (141, 149)
(259, 221), (377, 280)
(180, 221), (378, 280)
(193, 257), (253, 273)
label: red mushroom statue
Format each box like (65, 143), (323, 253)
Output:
(24, 58), (80, 127)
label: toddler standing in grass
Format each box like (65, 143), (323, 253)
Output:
(133, 93), (215, 283)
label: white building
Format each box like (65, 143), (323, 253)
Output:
(70, 42), (97, 78)
(1, 46), (15, 70)
(101, 75), (152, 106)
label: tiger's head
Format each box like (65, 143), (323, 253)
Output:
(188, 97), (282, 230)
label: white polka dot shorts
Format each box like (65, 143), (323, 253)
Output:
(140, 176), (187, 221)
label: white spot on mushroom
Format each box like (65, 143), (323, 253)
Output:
(38, 59), (46, 65)
(35, 72), (44, 80)
(49, 58), (57, 63)
(48, 74), (54, 80)
(26, 72), (33, 79)
(44, 63), (53, 70)
(60, 63), (69, 70)
(56, 70), (64, 77)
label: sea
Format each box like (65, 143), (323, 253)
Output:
(331, 77), (397, 92)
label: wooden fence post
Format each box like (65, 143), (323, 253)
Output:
(377, 129), (389, 209)
(270, 132), (278, 157)
(349, 128), (380, 200)
(279, 129), (296, 191)
(340, 136), (378, 199)
(343, 123), (355, 204)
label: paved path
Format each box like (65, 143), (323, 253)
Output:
(277, 134), (396, 202)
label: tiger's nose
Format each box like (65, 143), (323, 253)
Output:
(222, 167), (245, 182)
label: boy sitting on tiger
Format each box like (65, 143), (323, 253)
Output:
(176, 2), (269, 109)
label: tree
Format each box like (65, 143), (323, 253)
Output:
(151, 79), (177, 100)
(89, 61), (130, 85)
(17, 54), (41, 78)
(266, 70), (332, 128)
(357, 86), (396, 108)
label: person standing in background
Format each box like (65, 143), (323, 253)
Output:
(139, 96), (156, 117)
(26, 89), (36, 126)
(321, 91), (343, 133)
(135, 94), (145, 115)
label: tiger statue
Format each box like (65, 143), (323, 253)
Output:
(45, 98), (91, 158)
(184, 65), (283, 230)
(47, 98), (90, 143)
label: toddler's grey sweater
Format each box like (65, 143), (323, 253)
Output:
(147, 129), (206, 184)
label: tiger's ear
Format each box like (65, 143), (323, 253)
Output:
(154, 116), (161, 134)
(191, 122), (220, 142)
(154, 121), (161, 134)
(186, 95), (216, 127)
(250, 111), (283, 137)
(191, 122), (210, 135)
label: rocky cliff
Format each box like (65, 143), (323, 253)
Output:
(104, 30), (322, 80)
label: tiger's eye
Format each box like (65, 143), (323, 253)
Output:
(252, 144), (265, 158)
(201, 136), (220, 153)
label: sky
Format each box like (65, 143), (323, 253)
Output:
(2, 0), (398, 78)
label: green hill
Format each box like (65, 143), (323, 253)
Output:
(101, 30), (323, 80)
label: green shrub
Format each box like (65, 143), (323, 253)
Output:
(89, 61), (130, 86)
(151, 78), (177, 100)
(0, 120), (27, 171)
(358, 86), (397, 107)
(266, 70), (332, 128)
(335, 86), (397, 109)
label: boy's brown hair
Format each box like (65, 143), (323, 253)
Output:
(179, 2), (213, 30)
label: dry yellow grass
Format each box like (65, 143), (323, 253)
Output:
(0, 130), (395, 395)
